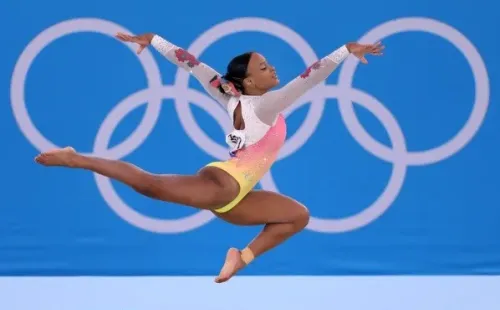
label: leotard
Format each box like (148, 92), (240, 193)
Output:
(151, 35), (350, 212)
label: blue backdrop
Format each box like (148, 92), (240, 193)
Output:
(1, 0), (499, 276)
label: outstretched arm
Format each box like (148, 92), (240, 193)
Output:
(255, 42), (384, 125)
(116, 32), (230, 108)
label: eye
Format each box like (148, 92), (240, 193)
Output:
(260, 60), (272, 71)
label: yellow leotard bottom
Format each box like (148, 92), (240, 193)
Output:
(206, 161), (257, 213)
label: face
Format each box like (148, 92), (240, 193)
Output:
(243, 53), (279, 92)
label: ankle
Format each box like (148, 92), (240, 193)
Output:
(69, 153), (85, 168)
(240, 247), (255, 265)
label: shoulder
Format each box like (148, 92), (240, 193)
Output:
(241, 95), (263, 106)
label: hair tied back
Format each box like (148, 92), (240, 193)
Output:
(210, 75), (241, 97)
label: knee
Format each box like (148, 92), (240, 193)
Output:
(133, 179), (161, 199)
(292, 205), (310, 231)
(132, 175), (167, 200)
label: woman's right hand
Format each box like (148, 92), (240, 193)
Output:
(115, 32), (155, 54)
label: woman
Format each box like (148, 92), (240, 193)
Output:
(35, 30), (383, 283)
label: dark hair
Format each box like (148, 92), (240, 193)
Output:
(212, 52), (253, 95)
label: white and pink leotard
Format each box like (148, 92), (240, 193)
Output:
(150, 35), (350, 212)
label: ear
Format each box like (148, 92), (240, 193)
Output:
(243, 77), (253, 87)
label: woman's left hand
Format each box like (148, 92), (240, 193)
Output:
(346, 42), (385, 64)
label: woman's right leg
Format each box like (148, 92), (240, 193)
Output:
(34, 147), (239, 210)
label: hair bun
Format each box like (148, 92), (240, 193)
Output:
(210, 75), (241, 97)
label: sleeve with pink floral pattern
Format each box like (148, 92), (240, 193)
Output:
(255, 45), (350, 125)
(151, 35), (230, 108)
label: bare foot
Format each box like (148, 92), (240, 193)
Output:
(214, 248), (246, 283)
(34, 147), (78, 167)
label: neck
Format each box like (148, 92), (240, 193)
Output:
(244, 88), (268, 96)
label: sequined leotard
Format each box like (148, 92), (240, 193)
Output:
(151, 35), (350, 213)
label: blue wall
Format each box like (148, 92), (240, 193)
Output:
(1, 0), (499, 275)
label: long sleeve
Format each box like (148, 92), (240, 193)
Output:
(150, 35), (230, 108)
(255, 45), (350, 124)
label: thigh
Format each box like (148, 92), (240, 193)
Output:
(215, 190), (309, 226)
(149, 166), (241, 209)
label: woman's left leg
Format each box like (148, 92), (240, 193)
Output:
(214, 190), (310, 283)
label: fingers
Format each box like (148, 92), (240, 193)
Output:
(354, 41), (384, 63)
(115, 32), (148, 54)
(137, 45), (146, 55)
(115, 32), (135, 42)
(368, 41), (385, 56)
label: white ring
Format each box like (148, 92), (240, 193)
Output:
(338, 17), (490, 165)
(10, 18), (163, 159)
(260, 85), (408, 232)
